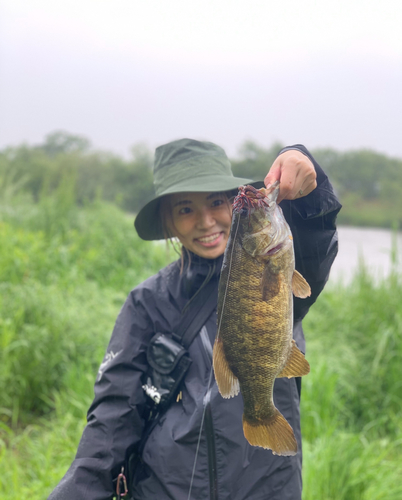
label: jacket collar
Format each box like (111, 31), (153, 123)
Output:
(182, 250), (223, 298)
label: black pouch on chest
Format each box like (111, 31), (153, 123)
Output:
(143, 333), (192, 412)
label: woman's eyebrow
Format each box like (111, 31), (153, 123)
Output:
(206, 193), (223, 200)
(173, 199), (192, 207)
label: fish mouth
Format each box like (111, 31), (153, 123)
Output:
(233, 184), (276, 213)
(264, 243), (284, 256)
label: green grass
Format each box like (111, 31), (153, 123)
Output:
(301, 270), (402, 499)
(0, 195), (175, 427)
(302, 270), (402, 439)
(1, 195), (401, 499)
(303, 433), (402, 500)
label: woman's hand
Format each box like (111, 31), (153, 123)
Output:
(264, 150), (317, 203)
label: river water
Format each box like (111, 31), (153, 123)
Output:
(329, 226), (402, 284)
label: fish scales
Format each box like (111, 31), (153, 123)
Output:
(219, 225), (293, 419)
(213, 184), (311, 456)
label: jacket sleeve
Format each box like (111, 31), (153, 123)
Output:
(48, 290), (152, 500)
(278, 144), (342, 322)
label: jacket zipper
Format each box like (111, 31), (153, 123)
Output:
(200, 327), (219, 500)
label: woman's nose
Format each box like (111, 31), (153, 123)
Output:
(196, 208), (215, 229)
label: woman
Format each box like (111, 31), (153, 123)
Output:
(49, 138), (341, 500)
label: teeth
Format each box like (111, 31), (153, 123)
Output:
(198, 233), (220, 243)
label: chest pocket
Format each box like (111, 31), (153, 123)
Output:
(143, 333), (192, 411)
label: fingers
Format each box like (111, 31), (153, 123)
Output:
(265, 150), (317, 203)
(264, 161), (281, 187)
(279, 162), (316, 202)
(297, 173), (317, 199)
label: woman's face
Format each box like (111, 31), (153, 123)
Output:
(166, 191), (232, 259)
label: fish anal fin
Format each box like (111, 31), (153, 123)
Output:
(292, 270), (311, 298)
(243, 409), (297, 456)
(213, 339), (240, 399)
(277, 340), (310, 378)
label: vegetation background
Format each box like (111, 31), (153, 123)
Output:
(1, 132), (401, 499)
(2, 130), (402, 228)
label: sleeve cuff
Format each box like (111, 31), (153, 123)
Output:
(277, 145), (310, 158)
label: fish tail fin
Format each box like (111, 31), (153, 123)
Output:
(213, 338), (240, 398)
(243, 409), (297, 456)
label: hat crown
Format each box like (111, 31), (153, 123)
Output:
(153, 138), (233, 196)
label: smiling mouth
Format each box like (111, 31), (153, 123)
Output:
(195, 232), (223, 244)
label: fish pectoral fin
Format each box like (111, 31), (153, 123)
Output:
(213, 339), (240, 399)
(292, 270), (311, 298)
(243, 409), (297, 456)
(277, 340), (310, 378)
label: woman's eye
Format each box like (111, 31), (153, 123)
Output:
(178, 207), (192, 215)
(212, 199), (224, 207)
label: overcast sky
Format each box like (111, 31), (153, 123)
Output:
(1, 0), (401, 158)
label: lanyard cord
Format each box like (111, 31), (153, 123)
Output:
(181, 259), (216, 316)
(186, 214), (241, 500)
(216, 213), (240, 343)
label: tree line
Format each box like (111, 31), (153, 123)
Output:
(1, 131), (402, 227)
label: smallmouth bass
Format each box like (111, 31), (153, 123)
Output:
(213, 183), (311, 456)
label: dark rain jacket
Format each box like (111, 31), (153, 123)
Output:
(48, 145), (341, 500)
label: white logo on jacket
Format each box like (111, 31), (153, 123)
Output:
(97, 350), (122, 381)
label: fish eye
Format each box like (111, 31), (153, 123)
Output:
(239, 208), (249, 216)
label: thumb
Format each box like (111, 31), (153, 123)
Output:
(264, 161), (281, 188)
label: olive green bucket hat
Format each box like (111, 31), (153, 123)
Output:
(134, 138), (254, 240)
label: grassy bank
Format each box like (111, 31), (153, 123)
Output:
(1, 197), (401, 499)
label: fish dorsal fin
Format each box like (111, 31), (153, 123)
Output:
(292, 270), (311, 298)
(277, 340), (310, 378)
(213, 338), (240, 399)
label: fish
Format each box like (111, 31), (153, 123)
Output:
(213, 183), (311, 456)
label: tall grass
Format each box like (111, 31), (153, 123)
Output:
(1, 195), (401, 499)
(301, 269), (402, 499)
(302, 269), (402, 439)
(0, 192), (175, 426)
(303, 433), (402, 500)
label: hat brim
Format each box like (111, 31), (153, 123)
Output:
(134, 176), (262, 240)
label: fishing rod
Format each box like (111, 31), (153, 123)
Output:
(186, 213), (241, 500)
